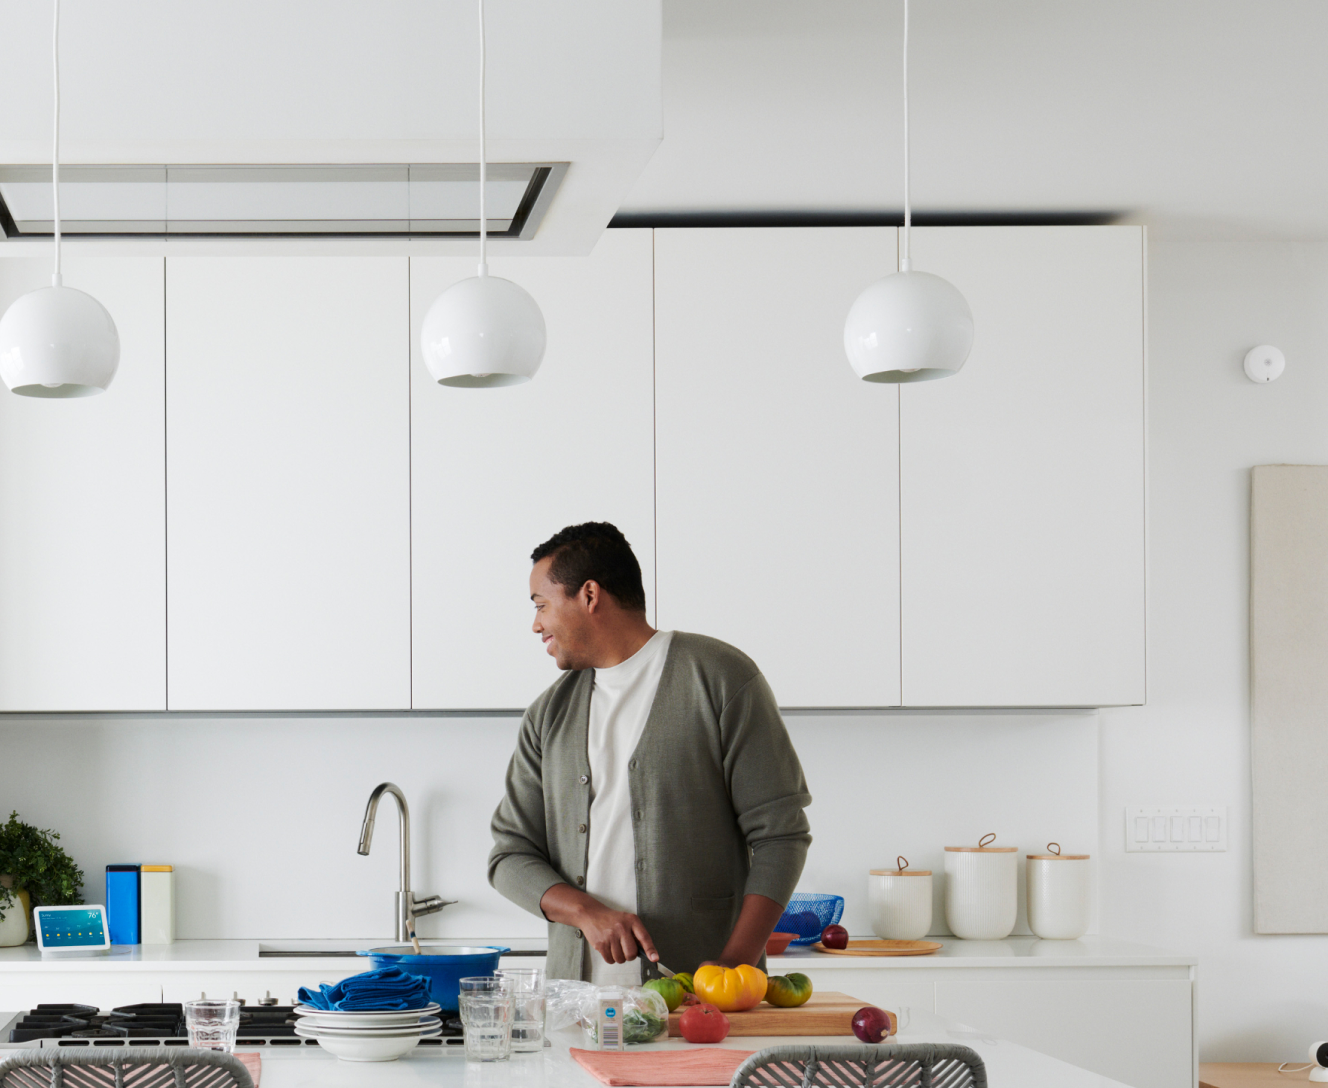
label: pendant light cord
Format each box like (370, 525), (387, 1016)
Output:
(477, 0), (488, 277)
(52, 0), (62, 287)
(900, 0), (911, 273)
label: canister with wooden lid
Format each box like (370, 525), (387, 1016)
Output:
(944, 834), (1019, 940)
(868, 857), (932, 940)
(1026, 843), (1090, 939)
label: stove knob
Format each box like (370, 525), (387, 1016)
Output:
(231, 992), (246, 1007)
(258, 991), (278, 1007)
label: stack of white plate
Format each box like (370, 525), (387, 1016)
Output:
(292, 1003), (443, 1062)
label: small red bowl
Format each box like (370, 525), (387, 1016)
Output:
(766, 931), (797, 956)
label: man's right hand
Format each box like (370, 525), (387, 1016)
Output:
(539, 883), (660, 966)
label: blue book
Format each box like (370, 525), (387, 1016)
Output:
(105, 865), (140, 945)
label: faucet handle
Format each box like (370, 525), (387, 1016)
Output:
(411, 894), (456, 918)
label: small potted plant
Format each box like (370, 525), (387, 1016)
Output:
(0, 812), (85, 946)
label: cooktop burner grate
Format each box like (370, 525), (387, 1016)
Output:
(4, 1003), (464, 1048)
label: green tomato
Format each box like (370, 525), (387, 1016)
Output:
(643, 977), (685, 1012)
(764, 972), (813, 1008)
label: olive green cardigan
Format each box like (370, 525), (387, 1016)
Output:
(488, 632), (813, 980)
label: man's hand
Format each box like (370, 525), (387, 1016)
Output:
(579, 901), (658, 965)
(540, 883), (660, 966)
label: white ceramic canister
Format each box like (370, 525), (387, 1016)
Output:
(1026, 843), (1091, 939)
(868, 857), (933, 940)
(944, 834), (1019, 940)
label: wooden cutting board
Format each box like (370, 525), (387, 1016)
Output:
(666, 991), (878, 1037)
(810, 939), (942, 957)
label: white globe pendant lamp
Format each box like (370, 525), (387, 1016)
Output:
(843, 0), (972, 384)
(0, 0), (119, 398)
(420, 0), (545, 388)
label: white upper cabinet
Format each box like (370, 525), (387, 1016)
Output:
(166, 257), (411, 710)
(654, 228), (903, 708)
(899, 226), (1146, 707)
(0, 257), (166, 711)
(411, 230), (656, 710)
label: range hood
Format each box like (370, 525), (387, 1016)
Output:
(0, 163), (565, 239)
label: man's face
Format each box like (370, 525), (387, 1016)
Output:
(530, 557), (592, 671)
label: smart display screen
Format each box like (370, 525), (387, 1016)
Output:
(38, 908), (107, 948)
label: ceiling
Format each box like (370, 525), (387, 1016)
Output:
(1, 1), (1321, 246)
(619, 0), (1328, 240)
(0, 0), (659, 254)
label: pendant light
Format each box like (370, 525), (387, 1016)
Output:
(420, 0), (546, 388)
(843, 0), (972, 383)
(0, 0), (119, 398)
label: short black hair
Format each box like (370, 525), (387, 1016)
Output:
(531, 522), (647, 613)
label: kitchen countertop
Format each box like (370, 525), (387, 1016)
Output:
(173, 1013), (1133, 1088)
(0, 934), (1194, 971)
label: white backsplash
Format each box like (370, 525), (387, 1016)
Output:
(0, 709), (1098, 941)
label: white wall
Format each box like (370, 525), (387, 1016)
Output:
(0, 710), (1096, 943)
(1100, 235), (1328, 1062)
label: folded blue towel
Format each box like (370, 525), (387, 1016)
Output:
(298, 966), (433, 1011)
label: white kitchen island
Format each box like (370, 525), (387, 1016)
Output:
(208, 1015), (1133, 1088)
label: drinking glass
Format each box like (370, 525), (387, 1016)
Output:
(497, 966), (545, 1052)
(459, 990), (513, 1062)
(460, 976), (506, 994)
(184, 999), (241, 1053)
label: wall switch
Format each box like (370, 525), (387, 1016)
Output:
(1125, 806), (1227, 851)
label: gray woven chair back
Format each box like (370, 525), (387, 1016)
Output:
(0, 1048), (254, 1088)
(732, 1043), (987, 1088)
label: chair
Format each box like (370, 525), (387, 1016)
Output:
(731, 1043), (987, 1088)
(0, 1048), (254, 1088)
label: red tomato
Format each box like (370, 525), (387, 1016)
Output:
(679, 1003), (731, 1044)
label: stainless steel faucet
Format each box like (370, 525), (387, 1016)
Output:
(358, 782), (455, 943)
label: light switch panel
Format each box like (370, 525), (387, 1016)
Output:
(1125, 806), (1227, 851)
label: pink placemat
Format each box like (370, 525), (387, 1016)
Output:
(570, 1047), (754, 1087)
(236, 1051), (262, 1087)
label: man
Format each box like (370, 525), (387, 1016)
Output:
(488, 521), (812, 983)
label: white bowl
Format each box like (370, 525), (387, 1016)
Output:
(307, 1032), (426, 1062)
(293, 1024), (440, 1062)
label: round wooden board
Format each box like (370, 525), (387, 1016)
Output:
(811, 939), (942, 956)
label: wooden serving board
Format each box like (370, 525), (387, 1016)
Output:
(810, 939), (942, 957)
(666, 991), (877, 1037)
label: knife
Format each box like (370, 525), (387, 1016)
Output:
(638, 949), (675, 978)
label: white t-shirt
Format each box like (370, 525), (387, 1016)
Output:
(584, 629), (674, 986)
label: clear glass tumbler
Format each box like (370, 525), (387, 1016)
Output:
(184, 999), (241, 1053)
(497, 967), (545, 1052)
(459, 990), (513, 1063)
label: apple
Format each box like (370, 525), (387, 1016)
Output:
(821, 924), (849, 950)
(679, 1003), (731, 1044)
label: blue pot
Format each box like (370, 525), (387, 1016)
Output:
(358, 944), (510, 1013)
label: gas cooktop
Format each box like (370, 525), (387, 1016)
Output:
(0, 1003), (465, 1049)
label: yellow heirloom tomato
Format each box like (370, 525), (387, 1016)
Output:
(692, 964), (768, 1013)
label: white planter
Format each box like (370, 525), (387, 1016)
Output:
(868, 860), (933, 940)
(944, 839), (1018, 940)
(0, 877), (30, 948)
(1026, 847), (1091, 939)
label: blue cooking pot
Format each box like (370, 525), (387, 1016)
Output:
(358, 943), (510, 1013)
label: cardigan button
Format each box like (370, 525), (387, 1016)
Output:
(576, 875), (585, 886)
(575, 929), (584, 940)
(579, 774), (589, 785)
(629, 760), (638, 770)
(578, 824), (587, 833)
